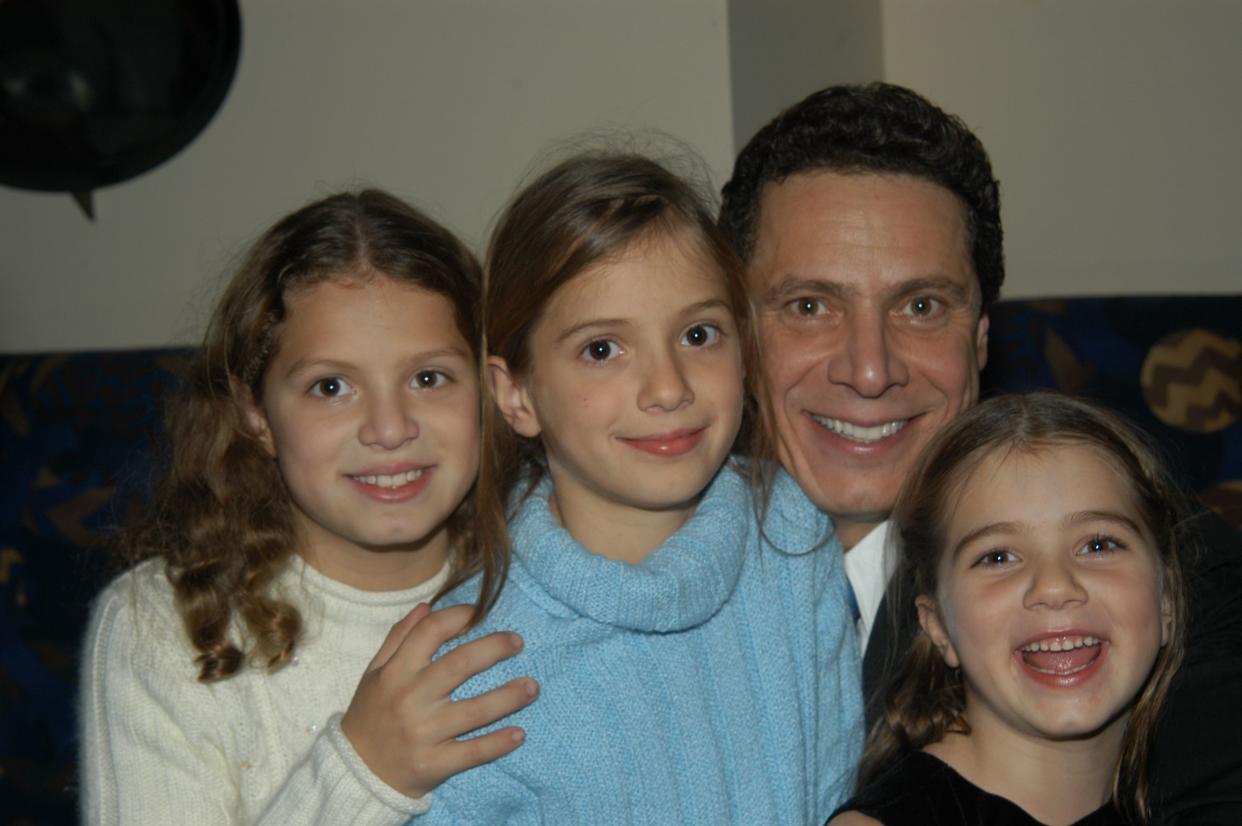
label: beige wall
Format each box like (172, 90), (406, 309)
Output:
(2, 0), (1239, 352)
(880, 0), (1242, 299)
(0, 0), (735, 353)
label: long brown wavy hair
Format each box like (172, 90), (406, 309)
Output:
(477, 150), (778, 595)
(862, 392), (1189, 824)
(120, 189), (501, 681)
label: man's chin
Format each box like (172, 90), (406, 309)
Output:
(827, 511), (891, 550)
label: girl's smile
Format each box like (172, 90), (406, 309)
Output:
(490, 227), (744, 562)
(619, 426), (707, 456)
(248, 275), (480, 589)
(919, 443), (1169, 745)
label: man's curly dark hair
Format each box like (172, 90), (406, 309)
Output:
(720, 82), (1004, 311)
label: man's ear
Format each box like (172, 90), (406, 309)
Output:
(974, 311), (990, 372)
(238, 382), (276, 458)
(487, 355), (542, 438)
(916, 594), (960, 668)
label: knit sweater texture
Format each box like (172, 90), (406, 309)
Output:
(423, 465), (865, 824)
(80, 555), (439, 825)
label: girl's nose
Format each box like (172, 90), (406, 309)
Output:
(638, 350), (694, 412)
(359, 392), (419, 448)
(1022, 556), (1088, 611)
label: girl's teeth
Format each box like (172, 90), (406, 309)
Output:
(355, 469), (424, 488)
(1021, 635), (1100, 653)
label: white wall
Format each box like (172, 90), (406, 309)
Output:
(0, 0), (734, 353)
(880, 0), (1242, 300)
(3, 0), (1239, 353)
(727, 0), (881, 152)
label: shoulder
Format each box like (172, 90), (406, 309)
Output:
(838, 751), (961, 821)
(827, 813), (884, 826)
(760, 466), (837, 555)
(87, 559), (182, 648)
(83, 559), (196, 681)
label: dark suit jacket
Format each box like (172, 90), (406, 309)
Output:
(862, 511), (1242, 826)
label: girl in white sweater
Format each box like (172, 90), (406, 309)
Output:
(80, 190), (536, 825)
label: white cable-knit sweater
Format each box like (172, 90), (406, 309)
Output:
(79, 555), (441, 825)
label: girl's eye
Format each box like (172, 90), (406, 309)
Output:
(1079, 535), (1123, 556)
(412, 370), (449, 389)
(682, 323), (721, 348)
(972, 549), (1018, 568)
(582, 339), (621, 363)
(310, 377), (354, 398)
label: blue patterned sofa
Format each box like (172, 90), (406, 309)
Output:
(2, 297), (1240, 822)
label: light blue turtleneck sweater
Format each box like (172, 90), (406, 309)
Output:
(421, 465), (864, 824)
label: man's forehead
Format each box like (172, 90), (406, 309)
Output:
(748, 170), (978, 303)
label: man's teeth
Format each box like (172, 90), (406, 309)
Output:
(353, 469), (424, 488)
(1021, 636), (1101, 653)
(813, 416), (907, 443)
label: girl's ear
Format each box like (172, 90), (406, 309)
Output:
(487, 355), (542, 438)
(916, 595), (961, 669)
(237, 382), (277, 458)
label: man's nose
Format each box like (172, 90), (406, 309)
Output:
(826, 308), (908, 397)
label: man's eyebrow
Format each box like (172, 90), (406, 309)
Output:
(762, 276), (852, 305)
(950, 520), (1026, 560)
(894, 277), (971, 301)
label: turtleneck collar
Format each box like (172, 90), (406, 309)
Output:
(506, 466), (752, 632)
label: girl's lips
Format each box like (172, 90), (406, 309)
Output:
(347, 466), (434, 502)
(620, 427), (706, 456)
(1014, 637), (1108, 689)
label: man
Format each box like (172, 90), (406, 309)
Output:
(720, 82), (1242, 824)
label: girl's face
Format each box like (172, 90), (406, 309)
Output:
(918, 443), (1169, 747)
(248, 275), (479, 588)
(494, 227), (744, 533)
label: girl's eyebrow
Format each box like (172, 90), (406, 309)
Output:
(1066, 510), (1145, 534)
(553, 299), (731, 344)
(554, 318), (628, 344)
(283, 347), (471, 376)
(680, 298), (732, 316)
(950, 520), (1025, 559)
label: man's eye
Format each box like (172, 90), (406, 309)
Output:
(310, 377), (353, 398)
(413, 370), (449, 389)
(582, 339), (621, 363)
(789, 298), (824, 317)
(682, 324), (721, 347)
(904, 296), (943, 318)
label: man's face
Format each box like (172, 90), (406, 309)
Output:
(749, 171), (989, 548)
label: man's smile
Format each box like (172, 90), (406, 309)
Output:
(809, 414), (909, 444)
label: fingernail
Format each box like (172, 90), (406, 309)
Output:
(512, 729), (525, 744)
(525, 678), (539, 698)
(510, 632), (524, 651)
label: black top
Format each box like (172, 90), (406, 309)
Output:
(863, 510), (1242, 825)
(832, 751), (1126, 826)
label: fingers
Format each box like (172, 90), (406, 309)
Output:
(395, 603), (478, 666)
(366, 603), (433, 673)
(418, 630), (526, 698)
(431, 676), (540, 741)
(436, 725), (529, 778)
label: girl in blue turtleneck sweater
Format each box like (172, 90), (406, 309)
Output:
(422, 151), (863, 824)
